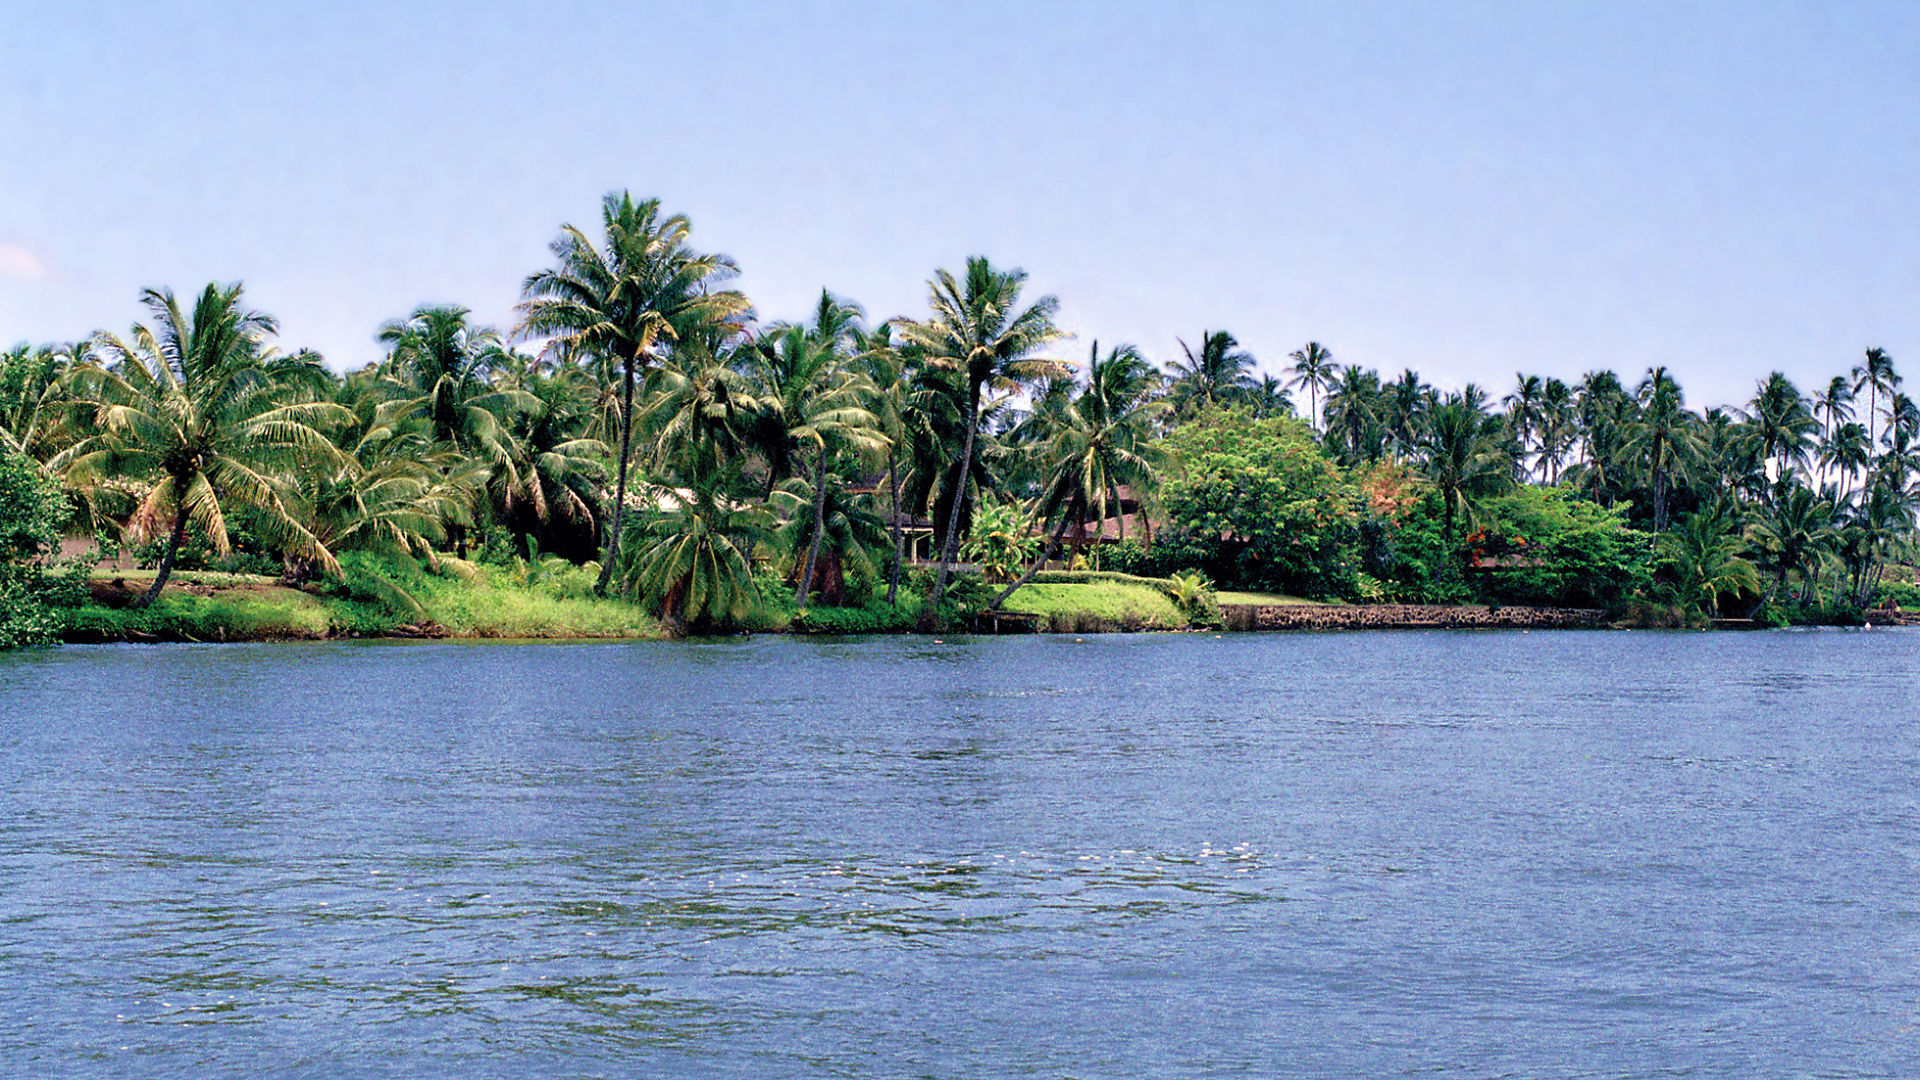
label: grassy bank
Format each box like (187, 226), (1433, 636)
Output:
(64, 564), (664, 643)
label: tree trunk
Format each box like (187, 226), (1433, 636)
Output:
(796, 451), (830, 608)
(922, 379), (981, 627)
(594, 349), (639, 596)
(990, 496), (1078, 611)
(885, 458), (903, 606)
(136, 510), (191, 609)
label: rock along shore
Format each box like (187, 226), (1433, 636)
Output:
(1221, 603), (1607, 631)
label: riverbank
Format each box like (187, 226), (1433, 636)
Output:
(43, 568), (1919, 645)
(62, 568), (664, 643)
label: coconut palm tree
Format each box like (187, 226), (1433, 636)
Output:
(1287, 341), (1339, 432)
(517, 192), (751, 594)
(1166, 331), (1254, 416)
(1323, 365), (1386, 465)
(1420, 391), (1510, 540)
(625, 479), (774, 633)
(1625, 367), (1699, 531)
(771, 475), (890, 606)
(1504, 373), (1544, 477)
(1813, 375), (1855, 487)
(989, 342), (1172, 610)
(1660, 506), (1760, 619)
(1249, 374), (1293, 420)
(891, 257), (1068, 618)
(1747, 482), (1834, 604)
(375, 305), (532, 554)
(1745, 372), (1817, 492)
(57, 283), (345, 606)
(1536, 377), (1575, 485)
(742, 293), (887, 606)
(1853, 347), (1899, 460)
(1820, 421), (1871, 501)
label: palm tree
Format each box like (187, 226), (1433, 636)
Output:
(294, 386), (473, 575)
(1166, 331), (1254, 416)
(1420, 392), (1510, 540)
(772, 475), (890, 606)
(1323, 365), (1386, 465)
(517, 192), (750, 595)
(1747, 483), (1833, 604)
(1383, 369), (1428, 459)
(1287, 341), (1339, 432)
(749, 292), (887, 606)
(1820, 421), (1871, 501)
(1660, 507), (1760, 619)
(624, 480), (774, 633)
(1536, 377), (1575, 485)
(1813, 375), (1855, 488)
(1249, 374), (1293, 420)
(1746, 372), (1817, 492)
(375, 305), (532, 554)
(57, 283), (345, 606)
(989, 342), (1172, 610)
(1504, 373), (1544, 478)
(1625, 367), (1699, 531)
(891, 256), (1068, 618)
(1853, 347), (1899, 461)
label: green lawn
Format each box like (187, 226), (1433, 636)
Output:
(998, 580), (1189, 631)
(1214, 590), (1327, 606)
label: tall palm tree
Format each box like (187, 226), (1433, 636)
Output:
(1323, 365), (1386, 465)
(1166, 331), (1254, 416)
(989, 343), (1173, 610)
(1819, 421), (1871, 502)
(1625, 366), (1699, 532)
(57, 283), (345, 606)
(517, 191), (751, 595)
(1504, 373), (1545, 478)
(891, 256), (1068, 617)
(1420, 392), (1510, 540)
(1853, 347), (1899, 461)
(1747, 483), (1833, 604)
(1536, 377), (1575, 485)
(749, 292), (886, 606)
(1287, 341), (1339, 432)
(1745, 372), (1817, 492)
(1813, 375), (1855, 488)
(375, 305), (531, 554)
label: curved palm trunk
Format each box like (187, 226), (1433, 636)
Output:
(990, 494), (1080, 611)
(796, 451), (830, 607)
(593, 351), (639, 596)
(923, 379), (982, 627)
(136, 509), (191, 609)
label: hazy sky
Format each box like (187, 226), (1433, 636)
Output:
(3, 0), (1917, 407)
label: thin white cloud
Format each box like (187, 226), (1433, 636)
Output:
(0, 244), (46, 280)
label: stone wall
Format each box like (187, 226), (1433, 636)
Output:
(1222, 603), (1607, 631)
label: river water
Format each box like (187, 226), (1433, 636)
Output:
(3, 630), (1918, 1078)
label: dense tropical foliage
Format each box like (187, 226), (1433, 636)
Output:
(3, 190), (1916, 644)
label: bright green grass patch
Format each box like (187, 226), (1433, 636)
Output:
(998, 581), (1189, 631)
(65, 585), (336, 642)
(1215, 590), (1328, 606)
(70, 562), (664, 641)
(411, 571), (659, 638)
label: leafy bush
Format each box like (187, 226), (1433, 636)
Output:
(0, 450), (68, 649)
(791, 601), (918, 635)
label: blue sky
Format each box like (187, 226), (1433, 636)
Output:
(3, 1), (1917, 407)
